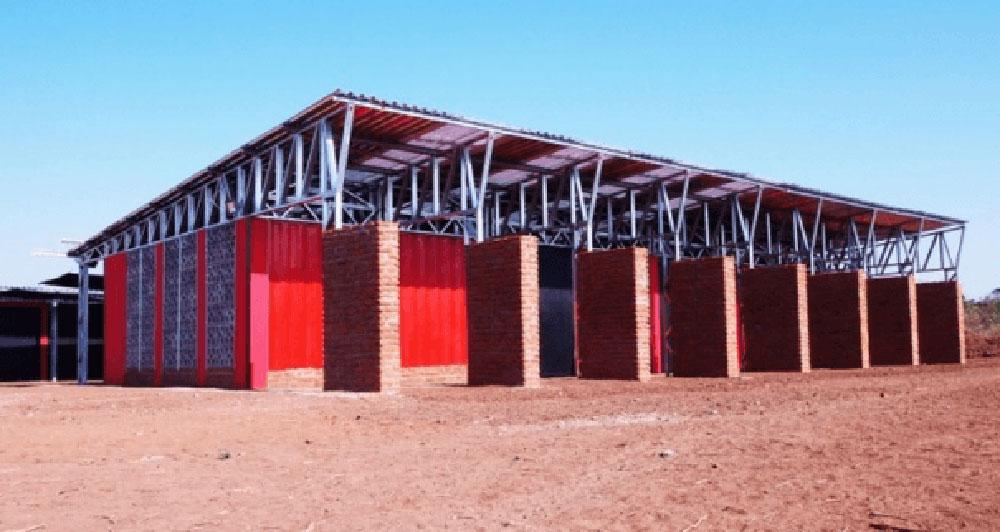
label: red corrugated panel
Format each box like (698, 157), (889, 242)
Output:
(154, 243), (164, 386)
(103, 252), (128, 385)
(266, 220), (323, 370)
(249, 218), (270, 389)
(648, 256), (663, 374)
(234, 219), (249, 389)
(399, 233), (468, 367)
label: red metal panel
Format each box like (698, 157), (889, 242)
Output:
(249, 218), (270, 389)
(648, 256), (663, 374)
(103, 252), (128, 385)
(399, 233), (468, 368)
(266, 220), (323, 370)
(196, 231), (207, 386)
(234, 220), (249, 389)
(154, 243), (164, 386)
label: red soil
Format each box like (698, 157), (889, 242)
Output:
(2, 360), (1000, 531)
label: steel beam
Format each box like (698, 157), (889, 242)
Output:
(76, 261), (89, 384)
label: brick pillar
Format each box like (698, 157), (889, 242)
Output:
(917, 281), (966, 364)
(465, 236), (540, 387)
(669, 257), (740, 378)
(808, 270), (870, 369)
(577, 247), (651, 381)
(322, 222), (401, 393)
(740, 264), (810, 372)
(867, 276), (919, 366)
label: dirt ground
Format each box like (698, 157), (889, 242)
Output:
(2, 360), (1000, 531)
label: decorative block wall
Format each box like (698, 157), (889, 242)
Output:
(917, 281), (966, 364)
(322, 222), (401, 393)
(161, 234), (199, 385)
(867, 276), (920, 366)
(808, 270), (870, 369)
(204, 223), (237, 387)
(577, 247), (652, 381)
(740, 264), (811, 372)
(669, 256), (740, 378)
(125, 246), (157, 386)
(465, 235), (541, 387)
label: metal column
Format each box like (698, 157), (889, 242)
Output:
(76, 261), (89, 384)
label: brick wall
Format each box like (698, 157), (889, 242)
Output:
(401, 365), (468, 387)
(917, 281), (966, 364)
(577, 247), (652, 381)
(466, 236), (541, 387)
(808, 270), (870, 369)
(322, 222), (401, 393)
(867, 276), (919, 366)
(739, 264), (810, 372)
(669, 257), (739, 378)
(267, 368), (323, 390)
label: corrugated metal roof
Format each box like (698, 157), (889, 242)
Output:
(70, 89), (964, 257)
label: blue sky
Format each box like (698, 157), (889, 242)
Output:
(1, 1), (997, 297)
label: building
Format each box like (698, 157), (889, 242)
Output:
(67, 90), (967, 390)
(0, 277), (104, 382)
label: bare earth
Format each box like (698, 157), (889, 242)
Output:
(2, 360), (1000, 532)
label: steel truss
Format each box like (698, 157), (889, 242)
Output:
(68, 92), (966, 383)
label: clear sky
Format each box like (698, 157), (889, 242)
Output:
(1, 1), (997, 297)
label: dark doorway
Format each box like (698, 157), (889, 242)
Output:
(539, 246), (576, 377)
(0, 306), (42, 381)
(54, 302), (105, 381)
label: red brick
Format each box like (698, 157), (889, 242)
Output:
(808, 271), (870, 369)
(267, 368), (323, 390)
(669, 257), (740, 378)
(917, 281), (966, 364)
(577, 247), (652, 381)
(867, 276), (919, 366)
(401, 365), (468, 387)
(740, 264), (810, 372)
(322, 222), (401, 393)
(466, 236), (541, 387)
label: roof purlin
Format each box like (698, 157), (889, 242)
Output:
(69, 89), (965, 257)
